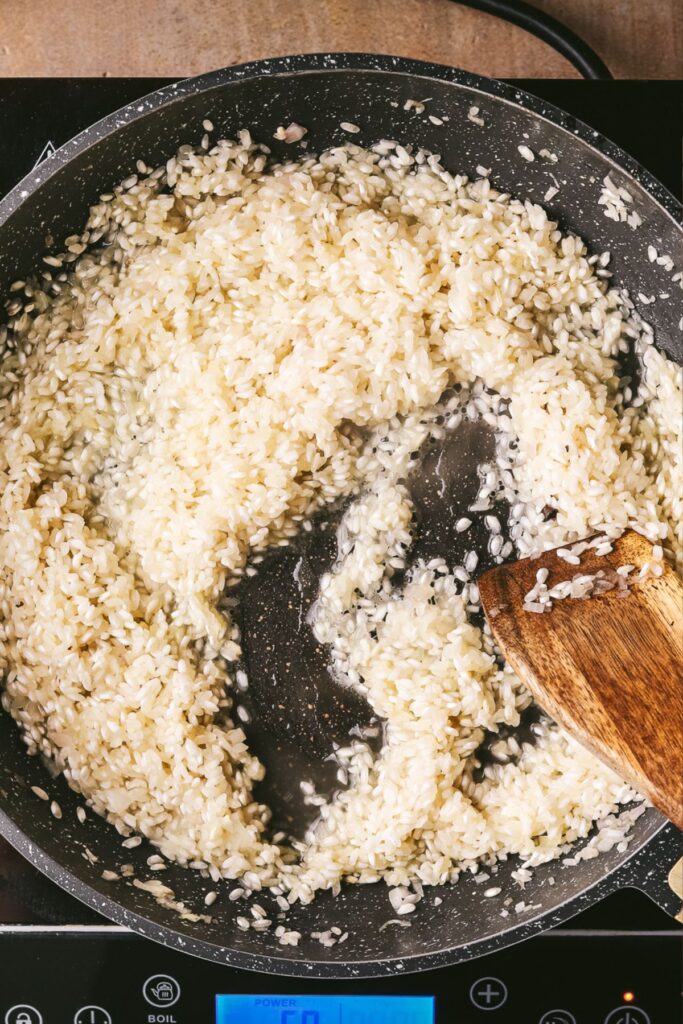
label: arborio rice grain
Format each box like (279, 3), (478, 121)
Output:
(0, 132), (680, 906)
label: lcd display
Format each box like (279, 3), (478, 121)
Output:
(215, 994), (435, 1024)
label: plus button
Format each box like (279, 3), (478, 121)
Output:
(470, 977), (509, 1011)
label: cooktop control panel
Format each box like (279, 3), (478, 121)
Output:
(0, 929), (679, 1023)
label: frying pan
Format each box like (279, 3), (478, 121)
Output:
(0, 53), (681, 979)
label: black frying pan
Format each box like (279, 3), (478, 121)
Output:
(0, 54), (681, 978)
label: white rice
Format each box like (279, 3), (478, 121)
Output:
(0, 131), (680, 910)
(599, 173), (642, 230)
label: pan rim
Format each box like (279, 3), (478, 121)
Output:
(0, 801), (675, 978)
(1, 53), (681, 229)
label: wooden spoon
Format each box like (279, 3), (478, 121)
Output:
(478, 530), (683, 829)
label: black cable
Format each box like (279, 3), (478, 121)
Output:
(452, 0), (613, 80)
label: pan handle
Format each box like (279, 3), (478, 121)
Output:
(667, 859), (683, 923)
(451, 0), (613, 80)
(616, 820), (683, 920)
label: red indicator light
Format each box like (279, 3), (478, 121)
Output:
(623, 991), (635, 1003)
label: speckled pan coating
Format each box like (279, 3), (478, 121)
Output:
(0, 53), (680, 978)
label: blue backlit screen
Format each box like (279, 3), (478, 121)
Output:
(215, 994), (434, 1024)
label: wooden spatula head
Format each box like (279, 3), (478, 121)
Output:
(479, 530), (683, 829)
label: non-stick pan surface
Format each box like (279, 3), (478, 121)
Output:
(0, 54), (681, 977)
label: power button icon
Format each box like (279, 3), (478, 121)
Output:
(604, 1008), (650, 1024)
(4, 1008), (43, 1024)
(74, 1008), (112, 1024)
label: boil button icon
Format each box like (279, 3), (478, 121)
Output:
(143, 975), (181, 1008)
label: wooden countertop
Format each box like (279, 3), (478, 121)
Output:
(1, 0), (682, 80)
